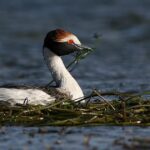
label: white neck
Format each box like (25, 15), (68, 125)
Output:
(43, 48), (84, 100)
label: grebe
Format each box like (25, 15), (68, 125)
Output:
(0, 29), (90, 105)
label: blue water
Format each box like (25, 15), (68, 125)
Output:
(0, 0), (150, 149)
(0, 126), (150, 150)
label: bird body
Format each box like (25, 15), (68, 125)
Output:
(0, 87), (55, 105)
(0, 29), (89, 105)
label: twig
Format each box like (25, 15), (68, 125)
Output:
(93, 90), (116, 111)
(120, 97), (127, 122)
(75, 90), (138, 104)
(128, 105), (150, 110)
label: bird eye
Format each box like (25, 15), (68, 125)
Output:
(67, 39), (74, 44)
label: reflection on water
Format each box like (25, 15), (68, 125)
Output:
(0, 0), (149, 149)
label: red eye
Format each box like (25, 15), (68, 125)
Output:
(67, 39), (74, 44)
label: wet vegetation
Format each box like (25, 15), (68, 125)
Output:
(0, 90), (149, 126)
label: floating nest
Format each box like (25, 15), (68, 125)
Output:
(0, 90), (150, 126)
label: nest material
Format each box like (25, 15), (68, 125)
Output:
(0, 90), (150, 126)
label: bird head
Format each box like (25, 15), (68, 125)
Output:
(43, 29), (90, 56)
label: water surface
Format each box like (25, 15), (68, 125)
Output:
(0, 126), (150, 150)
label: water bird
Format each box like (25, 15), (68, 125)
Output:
(0, 29), (91, 105)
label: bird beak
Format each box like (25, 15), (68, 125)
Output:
(73, 43), (92, 51)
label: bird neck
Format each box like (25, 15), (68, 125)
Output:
(43, 48), (84, 100)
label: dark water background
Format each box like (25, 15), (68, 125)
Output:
(0, 0), (150, 149)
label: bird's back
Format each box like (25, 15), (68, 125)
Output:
(0, 84), (70, 105)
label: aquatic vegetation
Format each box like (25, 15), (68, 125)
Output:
(0, 90), (149, 126)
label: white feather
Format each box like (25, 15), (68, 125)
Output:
(58, 34), (81, 45)
(0, 88), (55, 105)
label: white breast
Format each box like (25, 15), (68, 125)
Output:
(0, 88), (55, 105)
